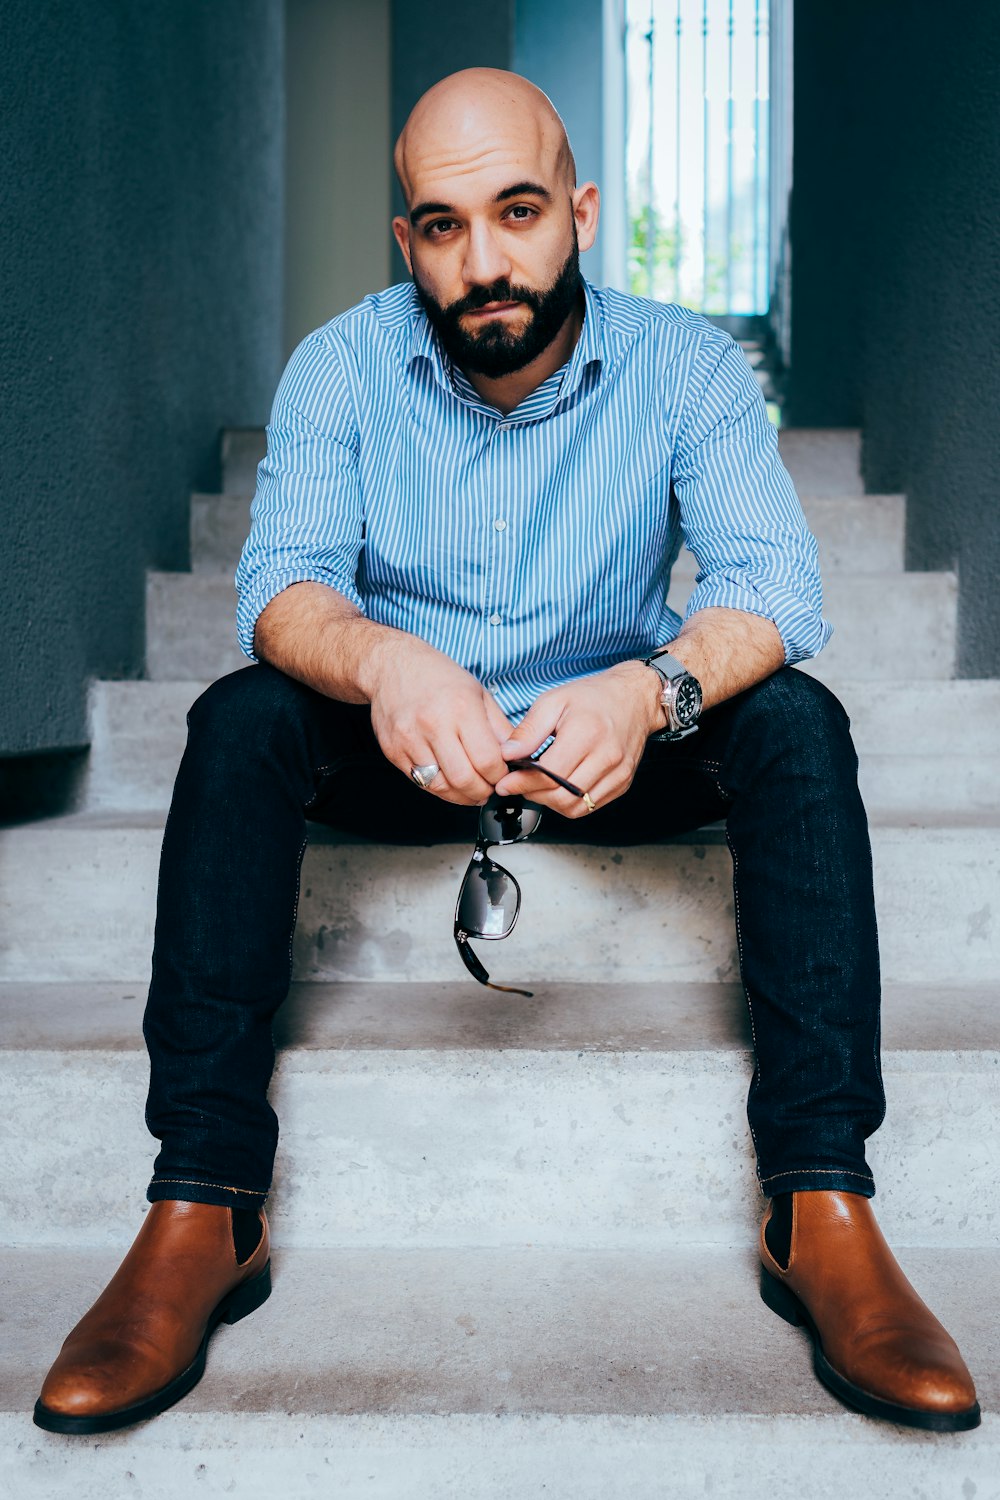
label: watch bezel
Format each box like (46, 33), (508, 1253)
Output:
(673, 672), (703, 727)
(641, 649), (703, 734)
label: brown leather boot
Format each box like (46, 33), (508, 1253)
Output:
(759, 1189), (980, 1430)
(34, 1200), (271, 1434)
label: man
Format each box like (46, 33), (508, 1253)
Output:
(35, 68), (979, 1434)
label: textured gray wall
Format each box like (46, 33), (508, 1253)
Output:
(788, 0), (1000, 675)
(285, 0), (391, 355)
(0, 0), (284, 757)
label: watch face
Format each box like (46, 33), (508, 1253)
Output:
(675, 675), (703, 725)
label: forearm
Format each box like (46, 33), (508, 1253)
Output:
(665, 607), (785, 711)
(253, 581), (417, 703)
(253, 581), (515, 803)
(607, 606), (786, 735)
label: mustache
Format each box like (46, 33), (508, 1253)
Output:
(450, 280), (542, 317)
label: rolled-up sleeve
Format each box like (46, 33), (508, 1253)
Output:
(235, 332), (365, 661)
(669, 334), (832, 664)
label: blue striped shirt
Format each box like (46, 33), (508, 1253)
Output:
(236, 277), (830, 721)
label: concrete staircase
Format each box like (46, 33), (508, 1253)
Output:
(2, 428), (998, 1496)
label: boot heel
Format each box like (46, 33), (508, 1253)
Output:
(221, 1261), (271, 1325)
(759, 1265), (805, 1327)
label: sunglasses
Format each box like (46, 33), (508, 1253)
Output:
(453, 757), (584, 997)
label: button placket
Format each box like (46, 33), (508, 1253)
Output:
(484, 420), (515, 674)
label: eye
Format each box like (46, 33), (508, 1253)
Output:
(506, 205), (537, 223)
(425, 219), (456, 237)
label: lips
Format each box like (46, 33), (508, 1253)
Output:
(467, 301), (521, 316)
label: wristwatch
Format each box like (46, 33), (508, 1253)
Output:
(640, 647), (703, 741)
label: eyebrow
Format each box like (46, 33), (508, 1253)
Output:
(409, 180), (552, 226)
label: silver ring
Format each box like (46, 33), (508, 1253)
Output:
(409, 762), (440, 790)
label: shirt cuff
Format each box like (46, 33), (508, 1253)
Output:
(683, 574), (833, 665)
(236, 568), (366, 661)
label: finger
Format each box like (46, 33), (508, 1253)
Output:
(529, 751), (628, 819)
(499, 696), (564, 763)
(430, 735), (496, 806)
(459, 715), (513, 788)
(495, 722), (594, 797)
(395, 741), (449, 795)
(386, 733), (468, 804)
(482, 690), (517, 744)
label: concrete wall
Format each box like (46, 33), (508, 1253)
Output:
(787, 0), (1000, 675)
(0, 0), (284, 760)
(285, 0), (391, 355)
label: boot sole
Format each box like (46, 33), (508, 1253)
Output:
(32, 1260), (272, 1435)
(760, 1264), (981, 1432)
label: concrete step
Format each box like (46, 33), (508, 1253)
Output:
(1, 816), (997, 987)
(663, 571), (956, 677)
(2, 980), (998, 1248)
(220, 426), (866, 502)
(859, 755), (1000, 815)
(190, 492), (906, 577)
(82, 677), (1000, 815)
(145, 571), (958, 683)
(776, 427), (863, 495)
(2, 1245), (996, 1498)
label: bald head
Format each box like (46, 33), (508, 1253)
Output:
(394, 68), (576, 207)
(390, 65), (600, 380)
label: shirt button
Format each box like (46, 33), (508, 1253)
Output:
(493, 517), (507, 531)
(489, 611), (502, 626)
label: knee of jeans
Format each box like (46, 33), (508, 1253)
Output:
(732, 669), (855, 764)
(186, 664), (310, 750)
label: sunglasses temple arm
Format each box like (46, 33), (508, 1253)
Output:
(504, 758), (584, 799)
(455, 930), (534, 999)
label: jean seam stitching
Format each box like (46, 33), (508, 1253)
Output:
(728, 838), (763, 1175)
(760, 1167), (875, 1185)
(306, 755), (370, 808)
(287, 834), (309, 973)
(150, 1177), (268, 1196)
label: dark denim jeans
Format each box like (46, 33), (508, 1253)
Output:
(144, 662), (884, 1211)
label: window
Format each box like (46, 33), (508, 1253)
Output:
(626, 0), (771, 314)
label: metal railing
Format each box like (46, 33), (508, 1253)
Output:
(626, 0), (771, 316)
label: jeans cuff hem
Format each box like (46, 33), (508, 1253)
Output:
(147, 1177), (269, 1210)
(758, 1166), (875, 1198)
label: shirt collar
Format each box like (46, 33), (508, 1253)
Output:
(406, 276), (604, 419)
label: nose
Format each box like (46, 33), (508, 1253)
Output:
(462, 220), (512, 290)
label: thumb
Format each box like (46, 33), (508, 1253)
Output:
(499, 699), (561, 761)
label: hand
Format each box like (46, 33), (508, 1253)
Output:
(494, 661), (663, 817)
(368, 637), (515, 806)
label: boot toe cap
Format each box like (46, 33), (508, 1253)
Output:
(39, 1344), (156, 1419)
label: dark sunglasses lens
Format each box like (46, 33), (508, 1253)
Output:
(457, 858), (520, 937)
(480, 797), (542, 845)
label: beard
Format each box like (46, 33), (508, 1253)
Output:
(412, 229), (582, 379)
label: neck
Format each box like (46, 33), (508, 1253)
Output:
(461, 289), (585, 417)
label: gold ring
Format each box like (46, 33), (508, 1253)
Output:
(582, 791), (597, 813)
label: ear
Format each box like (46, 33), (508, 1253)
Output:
(571, 182), (601, 255)
(392, 216), (414, 275)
